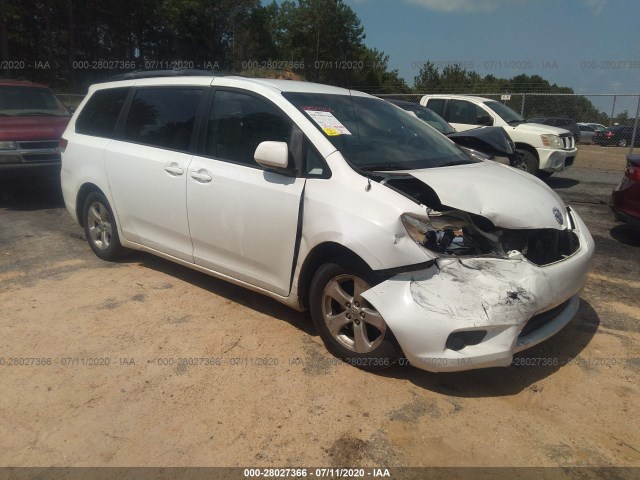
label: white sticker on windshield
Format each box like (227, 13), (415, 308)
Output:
(304, 109), (352, 136)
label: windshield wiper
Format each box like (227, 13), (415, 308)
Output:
(438, 159), (475, 167)
(358, 164), (406, 172)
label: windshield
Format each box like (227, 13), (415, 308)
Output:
(404, 105), (455, 135)
(484, 100), (524, 124)
(284, 92), (474, 170)
(0, 86), (69, 117)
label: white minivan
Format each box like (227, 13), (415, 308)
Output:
(420, 95), (578, 177)
(60, 72), (594, 373)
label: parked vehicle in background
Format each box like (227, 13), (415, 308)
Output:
(593, 126), (639, 147)
(577, 124), (596, 144)
(420, 95), (577, 178)
(584, 123), (606, 132)
(528, 117), (581, 143)
(388, 99), (520, 167)
(61, 71), (594, 373)
(0, 79), (71, 173)
(610, 154), (640, 225)
(387, 99), (455, 135)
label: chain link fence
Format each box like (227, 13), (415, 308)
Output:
(377, 92), (640, 154)
(55, 90), (639, 153)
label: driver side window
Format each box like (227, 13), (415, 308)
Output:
(206, 90), (292, 167)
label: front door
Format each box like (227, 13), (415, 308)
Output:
(187, 90), (305, 295)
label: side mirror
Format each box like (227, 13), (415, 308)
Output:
(254, 141), (289, 170)
(477, 115), (493, 126)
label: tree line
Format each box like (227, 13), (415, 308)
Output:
(413, 63), (626, 124)
(0, 0), (625, 122)
(0, 0), (407, 92)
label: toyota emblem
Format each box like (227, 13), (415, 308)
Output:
(553, 207), (564, 225)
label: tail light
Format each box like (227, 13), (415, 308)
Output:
(606, 132), (614, 137)
(625, 165), (640, 182)
(59, 137), (68, 153)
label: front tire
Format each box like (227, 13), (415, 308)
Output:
(82, 192), (126, 261)
(515, 149), (539, 176)
(309, 261), (399, 371)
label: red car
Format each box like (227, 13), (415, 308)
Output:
(611, 154), (640, 225)
(0, 79), (70, 173)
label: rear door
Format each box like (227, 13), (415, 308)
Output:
(105, 86), (205, 261)
(186, 89), (305, 295)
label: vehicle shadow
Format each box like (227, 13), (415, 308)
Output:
(0, 169), (65, 210)
(545, 176), (579, 189)
(378, 299), (600, 397)
(610, 223), (640, 247)
(117, 250), (600, 396)
(118, 251), (314, 336)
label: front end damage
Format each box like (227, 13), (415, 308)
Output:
(362, 206), (594, 372)
(357, 161), (595, 372)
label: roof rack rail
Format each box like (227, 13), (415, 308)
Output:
(109, 69), (227, 81)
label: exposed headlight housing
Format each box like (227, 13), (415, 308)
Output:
(540, 134), (563, 148)
(0, 141), (18, 150)
(401, 212), (472, 254)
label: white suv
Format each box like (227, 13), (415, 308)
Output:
(420, 95), (578, 177)
(60, 72), (594, 373)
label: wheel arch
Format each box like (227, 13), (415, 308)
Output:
(514, 142), (539, 160)
(296, 242), (371, 311)
(75, 182), (105, 227)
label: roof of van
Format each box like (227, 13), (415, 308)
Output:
(96, 70), (369, 96)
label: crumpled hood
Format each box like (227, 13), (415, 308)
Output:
(407, 161), (568, 230)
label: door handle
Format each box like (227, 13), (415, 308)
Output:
(164, 164), (184, 176)
(190, 170), (212, 183)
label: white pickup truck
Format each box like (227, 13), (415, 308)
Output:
(420, 95), (577, 177)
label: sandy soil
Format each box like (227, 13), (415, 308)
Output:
(0, 145), (638, 469)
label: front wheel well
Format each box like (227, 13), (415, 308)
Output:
(514, 143), (538, 160)
(297, 242), (371, 310)
(75, 183), (104, 227)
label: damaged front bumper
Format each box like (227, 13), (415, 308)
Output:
(362, 207), (595, 372)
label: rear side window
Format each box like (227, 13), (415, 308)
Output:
(76, 88), (129, 137)
(426, 98), (445, 116)
(124, 88), (204, 151)
(205, 90), (292, 167)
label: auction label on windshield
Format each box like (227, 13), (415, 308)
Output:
(304, 108), (352, 136)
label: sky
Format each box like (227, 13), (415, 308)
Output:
(274, 0), (640, 113)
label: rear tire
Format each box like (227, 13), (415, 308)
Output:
(82, 192), (126, 261)
(309, 261), (399, 371)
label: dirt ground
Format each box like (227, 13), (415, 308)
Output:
(0, 145), (639, 470)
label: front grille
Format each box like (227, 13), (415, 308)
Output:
(23, 153), (60, 163)
(519, 299), (571, 339)
(18, 140), (60, 150)
(501, 226), (580, 266)
(560, 134), (575, 149)
(9, 140), (62, 164)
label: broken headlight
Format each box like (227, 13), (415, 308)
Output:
(402, 212), (474, 254)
